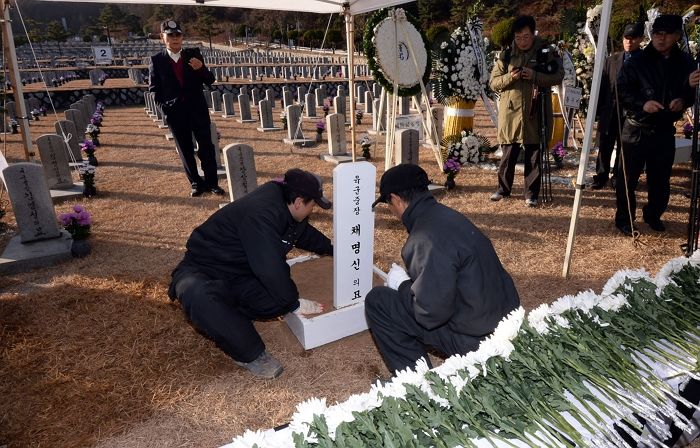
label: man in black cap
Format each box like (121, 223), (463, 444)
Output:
(615, 14), (695, 235)
(168, 168), (333, 378)
(592, 22), (644, 190)
(366, 164), (520, 374)
(149, 19), (225, 197)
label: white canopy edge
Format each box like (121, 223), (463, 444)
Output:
(37, 0), (411, 15)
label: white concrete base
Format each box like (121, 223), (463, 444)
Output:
(221, 114), (235, 118)
(283, 138), (315, 146)
(197, 167), (226, 179)
(50, 182), (84, 203)
(0, 230), (72, 274)
(367, 129), (386, 136)
(675, 138), (692, 164)
(165, 133), (174, 140)
(319, 154), (366, 164)
(69, 161), (85, 167)
(284, 301), (367, 350)
(256, 127), (282, 132)
(236, 118), (256, 124)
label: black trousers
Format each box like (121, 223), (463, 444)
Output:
(167, 108), (218, 188)
(615, 127), (675, 226)
(496, 143), (541, 200)
(171, 269), (297, 363)
(596, 115), (621, 181)
(365, 286), (482, 374)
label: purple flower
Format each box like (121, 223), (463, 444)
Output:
(58, 213), (73, 226)
(684, 123), (693, 133)
(316, 120), (326, 132)
(443, 157), (461, 173)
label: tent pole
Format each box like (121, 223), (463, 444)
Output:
(344, 3), (356, 162)
(2, 0), (34, 162)
(562, 0), (613, 277)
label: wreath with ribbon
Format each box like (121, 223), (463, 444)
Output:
(363, 8), (431, 97)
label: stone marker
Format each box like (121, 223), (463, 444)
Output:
(211, 91), (222, 112)
(305, 93), (317, 118)
(65, 109), (86, 138)
(2, 163), (62, 243)
(222, 93), (235, 118)
(265, 88), (275, 108)
(223, 143), (257, 202)
(395, 129), (419, 165)
(334, 95), (346, 123)
(237, 94), (255, 123)
(326, 113), (346, 156)
(36, 134), (74, 189)
(256, 99), (279, 132)
(55, 120), (82, 162)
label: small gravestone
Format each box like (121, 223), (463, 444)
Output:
(315, 88), (324, 107)
(283, 90), (293, 109)
(305, 93), (316, 118)
(211, 91), (222, 113)
(398, 96), (410, 115)
(319, 113), (364, 164)
(55, 120), (82, 162)
(256, 100), (279, 132)
(395, 129), (419, 165)
(237, 94), (255, 123)
(65, 109), (86, 138)
(6, 101), (16, 119)
(0, 161), (72, 274)
(203, 89), (213, 109)
(36, 134), (76, 190)
(333, 95), (347, 123)
(297, 86), (306, 104)
(357, 85), (366, 104)
(223, 143), (257, 202)
(265, 88), (275, 109)
(283, 105), (313, 146)
(364, 91), (373, 114)
(222, 93), (235, 118)
(251, 88), (260, 106)
(2, 163), (63, 243)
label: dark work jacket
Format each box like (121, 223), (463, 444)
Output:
(396, 192), (520, 336)
(170, 182), (333, 313)
(617, 44), (694, 131)
(148, 47), (215, 121)
(597, 50), (640, 135)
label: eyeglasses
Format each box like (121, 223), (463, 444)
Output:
(514, 34), (534, 42)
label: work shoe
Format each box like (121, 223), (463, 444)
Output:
(616, 222), (637, 236)
(234, 351), (283, 379)
(209, 186), (226, 196)
(525, 198), (538, 207)
(490, 191), (509, 201)
(644, 216), (666, 232)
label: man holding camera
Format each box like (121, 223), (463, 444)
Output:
(489, 15), (564, 207)
(615, 15), (695, 235)
(149, 20), (225, 198)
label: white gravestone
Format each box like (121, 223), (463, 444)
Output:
(65, 109), (86, 139)
(256, 100), (279, 132)
(284, 161), (377, 349)
(395, 129), (419, 165)
(3, 163), (62, 242)
(333, 95), (346, 123)
(395, 115), (424, 141)
(265, 88), (275, 109)
(55, 120), (82, 162)
(237, 94), (255, 123)
(210, 91), (222, 113)
(305, 93), (317, 118)
(283, 105), (314, 146)
(36, 134), (74, 189)
(223, 143), (257, 202)
(326, 113), (346, 156)
(222, 93), (235, 118)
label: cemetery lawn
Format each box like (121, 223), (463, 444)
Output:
(0, 102), (697, 448)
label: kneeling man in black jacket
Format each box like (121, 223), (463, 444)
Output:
(168, 169), (333, 379)
(367, 164), (520, 374)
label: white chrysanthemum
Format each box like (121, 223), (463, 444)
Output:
(528, 303), (552, 334)
(549, 294), (576, 315)
(491, 306), (524, 342)
(229, 429), (268, 448)
(601, 269), (651, 297)
(655, 256), (697, 295)
(325, 392), (380, 438)
(288, 397), (327, 441)
(597, 293), (629, 312)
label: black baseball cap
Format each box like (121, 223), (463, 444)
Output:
(652, 15), (682, 33)
(277, 168), (331, 209)
(161, 20), (182, 35)
(372, 164), (430, 209)
(622, 22), (644, 38)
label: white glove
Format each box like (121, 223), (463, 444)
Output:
(295, 298), (324, 316)
(386, 263), (411, 290)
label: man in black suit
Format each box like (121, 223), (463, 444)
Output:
(149, 20), (224, 197)
(592, 22), (644, 190)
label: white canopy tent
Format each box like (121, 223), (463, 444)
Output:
(35, 0), (617, 276)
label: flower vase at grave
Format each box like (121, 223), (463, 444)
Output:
(685, 131), (693, 139)
(316, 132), (323, 143)
(361, 145), (371, 159)
(10, 124), (17, 134)
(82, 183), (97, 197)
(91, 135), (100, 147)
(443, 99), (475, 138)
(71, 239), (91, 258)
(444, 175), (456, 191)
(87, 155), (98, 167)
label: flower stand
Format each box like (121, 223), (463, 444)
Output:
(548, 92), (565, 149)
(443, 99), (475, 138)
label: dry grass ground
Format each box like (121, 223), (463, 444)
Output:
(0, 94), (697, 447)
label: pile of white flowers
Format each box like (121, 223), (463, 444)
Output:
(227, 251), (700, 448)
(433, 19), (488, 103)
(568, 5), (600, 114)
(445, 130), (482, 166)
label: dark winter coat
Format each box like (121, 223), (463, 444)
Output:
(396, 191), (520, 336)
(169, 182), (333, 313)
